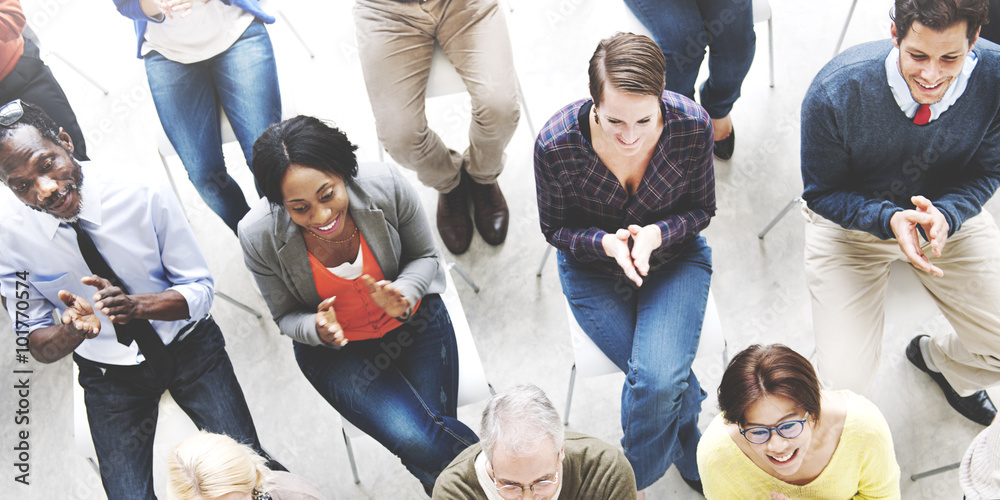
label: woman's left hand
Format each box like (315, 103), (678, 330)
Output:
(770, 492), (792, 500)
(627, 224), (662, 276)
(360, 275), (410, 319)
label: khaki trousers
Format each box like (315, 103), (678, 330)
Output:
(804, 208), (1000, 396)
(354, 0), (520, 193)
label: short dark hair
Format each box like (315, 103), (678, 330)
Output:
(251, 115), (359, 206)
(892, 0), (990, 44)
(0, 100), (63, 150)
(588, 32), (666, 107)
(717, 344), (822, 427)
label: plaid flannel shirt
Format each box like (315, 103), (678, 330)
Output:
(534, 91), (716, 277)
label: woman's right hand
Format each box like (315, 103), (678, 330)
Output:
(602, 229), (643, 287)
(315, 296), (347, 347)
(771, 492), (792, 500)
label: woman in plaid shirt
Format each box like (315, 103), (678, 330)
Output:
(534, 33), (716, 497)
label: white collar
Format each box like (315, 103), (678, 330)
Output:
(885, 45), (978, 123)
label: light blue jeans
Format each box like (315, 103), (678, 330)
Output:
(558, 236), (711, 489)
(625, 0), (756, 119)
(144, 19), (280, 233)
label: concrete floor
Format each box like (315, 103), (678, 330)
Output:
(1, 0), (995, 498)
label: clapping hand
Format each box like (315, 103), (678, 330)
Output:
(889, 195), (948, 277)
(771, 493), (792, 500)
(360, 275), (410, 319)
(58, 290), (100, 338)
(602, 224), (662, 287)
(315, 296), (347, 347)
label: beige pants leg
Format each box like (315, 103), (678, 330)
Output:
(804, 209), (898, 394)
(354, 0), (520, 193)
(911, 211), (1000, 395)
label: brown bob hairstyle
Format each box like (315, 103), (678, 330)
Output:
(588, 32), (666, 107)
(892, 0), (990, 44)
(717, 344), (822, 428)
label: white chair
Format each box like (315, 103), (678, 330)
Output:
(339, 270), (494, 484)
(562, 290), (727, 425)
(73, 365), (200, 498)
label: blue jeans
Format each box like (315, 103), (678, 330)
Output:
(625, 0), (756, 119)
(76, 317), (274, 500)
(293, 294), (479, 488)
(144, 20), (281, 233)
(558, 236), (711, 489)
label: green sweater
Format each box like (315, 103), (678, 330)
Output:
(432, 432), (637, 499)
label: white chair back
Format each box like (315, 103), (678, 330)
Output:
(566, 290), (726, 381)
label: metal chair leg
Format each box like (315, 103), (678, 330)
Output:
(516, 76), (537, 139)
(276, 10), (315, 58)
(768, 17), (775, 88)
(757, 197), (803, 239)
(537, 246), (553, 277)
(447, 262), (480, 293)
(910, 461), (959, 481)
(342, 429), (361, 484)
(47, 51), (109, 95)
(563, 363), (577, 426)
(834, 0), (859, 57)
(215, 291), (263, 319)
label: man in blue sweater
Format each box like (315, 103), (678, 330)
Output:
(801, 0), (999, 426)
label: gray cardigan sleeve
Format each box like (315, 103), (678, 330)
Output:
(385, 163), (443, 311)
(238, 221), (328, 347)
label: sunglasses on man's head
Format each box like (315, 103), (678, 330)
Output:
(0, 99), (25, 127)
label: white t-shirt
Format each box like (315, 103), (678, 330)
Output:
(142, 0), (256, 64)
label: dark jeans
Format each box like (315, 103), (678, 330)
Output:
(0, 37), (88, 160)
(144, 20), (280, 233)
(293, 294), (479, 488)
(558, 236), (712, 489)
(625, 0), (756, 119)
(76, 316), (273, 500)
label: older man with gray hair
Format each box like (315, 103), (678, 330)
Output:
(432, 384), (636, 499)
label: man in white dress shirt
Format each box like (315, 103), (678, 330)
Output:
(0, 100), (280, 500)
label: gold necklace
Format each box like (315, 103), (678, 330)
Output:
(306, 225), (358, 244)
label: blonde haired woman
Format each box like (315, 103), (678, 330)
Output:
(167, 432), (324, 500)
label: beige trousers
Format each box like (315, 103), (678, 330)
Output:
(353, 0), (520, 193)
(804, 207), (1000, 396)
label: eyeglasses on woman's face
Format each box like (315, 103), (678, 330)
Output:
(739, 412), (810, 444)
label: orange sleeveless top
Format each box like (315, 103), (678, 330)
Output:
(308, 234), (419, 341)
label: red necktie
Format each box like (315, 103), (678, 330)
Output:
(913, 104), (931, 125)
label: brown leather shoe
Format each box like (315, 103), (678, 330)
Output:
(437, 178), (473, 255)
(467, 173), (509, 246)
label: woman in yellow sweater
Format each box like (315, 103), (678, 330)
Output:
(696, 344), (900, 499)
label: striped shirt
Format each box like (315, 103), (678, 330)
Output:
(534, 91), (716, 277)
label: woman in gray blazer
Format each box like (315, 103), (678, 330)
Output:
(238, 116), (478, 492)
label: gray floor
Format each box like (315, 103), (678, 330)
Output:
(2, 0), (994, 498)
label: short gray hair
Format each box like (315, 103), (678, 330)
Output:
(480, 384), (565, 463)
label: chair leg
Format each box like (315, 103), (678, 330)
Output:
(342, 429), (361, 485)
(215, 291), (264, 319)
(275, 10), (316, 58)
(537, 246), (553, 277)
(564, 364), (577, 426)
(767, 18), (774, 88)
(757, 197), (803, 239)
(47, 51), (109, 95)
(447, 262), (480, 293)
(910, 461), (960, 481)
(834, 0), (859, 57)
(515, 76), (537, 139)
